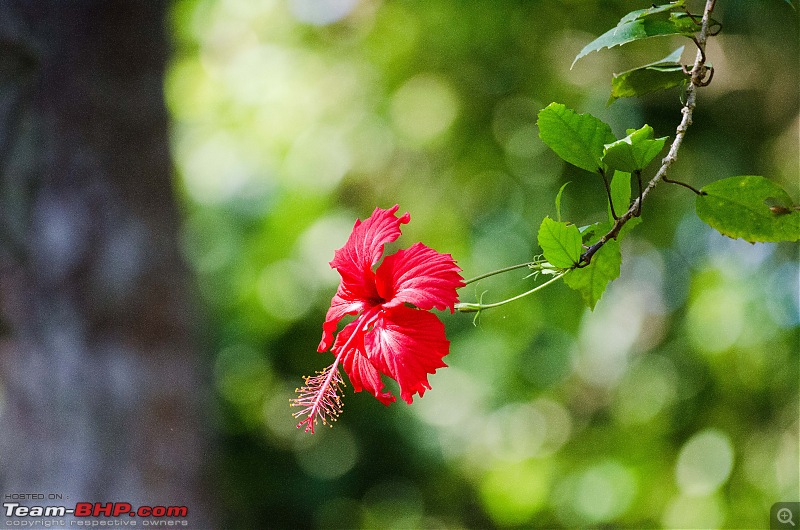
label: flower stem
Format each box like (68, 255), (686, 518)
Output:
(462, 260), (556, 286)
(455, 271), (567, 313)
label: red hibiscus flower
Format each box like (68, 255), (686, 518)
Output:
(292, 205), (464, 433)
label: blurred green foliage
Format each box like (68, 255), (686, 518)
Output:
(167, 0), (799, 527)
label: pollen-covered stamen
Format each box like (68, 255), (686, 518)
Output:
(292, 311), (374, 434)
(291, 362), (346, 434)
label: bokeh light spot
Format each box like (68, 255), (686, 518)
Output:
(288, 0), (358, 26)
(577, 283), (646, 388)
(553, 460), (637, 526)
(503, 124), (545, 158)
(390, 74), (459, 144)
(613, 355), (677, 425)
(180, 131), (256, 205)
(662, 494), (725, 529)
(686, 284), (746, 354)
(258, 260), (317, 321)
(295, 214), (356, 285)
(574, 461), (637, 523)
(413, 367), (484, 428)
(480, 459), (551, 526)
(676, 429), (735, 496)
(283, 127), (352, 193)
(532, 398), (573, 456)
(483, 403), (547, 462)
(295, 424), (359, 480)
(766, 262), (800, 328)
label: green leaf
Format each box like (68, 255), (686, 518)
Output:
(610, 65), (688, 102)
(579, 221), (611, 244)
(567, 217), (642, 309)
(618, 0), (686, 24)
(538, 217), (583, 268)
(555, 181), (571, 222)
(608, 46), (689, 102)
(602, 124), (668, 173)
(696, 176), (800, 243)
(572, 5), (699, 68)
(608, 171), (632, 221)
(537, 102), (616, 174)
(564, 238), (621, 310)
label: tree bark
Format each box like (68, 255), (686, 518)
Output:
(0, 1), (213, 524)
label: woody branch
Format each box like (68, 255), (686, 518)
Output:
(579, 0), (717, 267)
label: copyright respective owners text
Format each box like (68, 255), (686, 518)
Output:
(772, 502), (800, 530)
(2, 494), (189, 527)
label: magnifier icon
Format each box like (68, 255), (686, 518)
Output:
(778, 507), (795, 526)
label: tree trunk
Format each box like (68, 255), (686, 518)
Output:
(0, 1), (213, 525)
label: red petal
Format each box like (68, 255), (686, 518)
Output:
(363, 306), (450, 404)
(375, 242), (464, 312)
(329, 205), (410, 291)
(320, 205), (410, 351)
(318, 285), (365, 352)
(335, 319), (395, 405)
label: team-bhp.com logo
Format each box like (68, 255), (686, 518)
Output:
(4, 502), (188, 526)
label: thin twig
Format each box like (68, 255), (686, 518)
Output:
(580, 0), (716, 266)
(455, 272), (567, 313)
(599, 168), (619, 220)
(463, 262), (536, 286)
(662, 176), (706, 195)
(634, 170), (643, 216)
